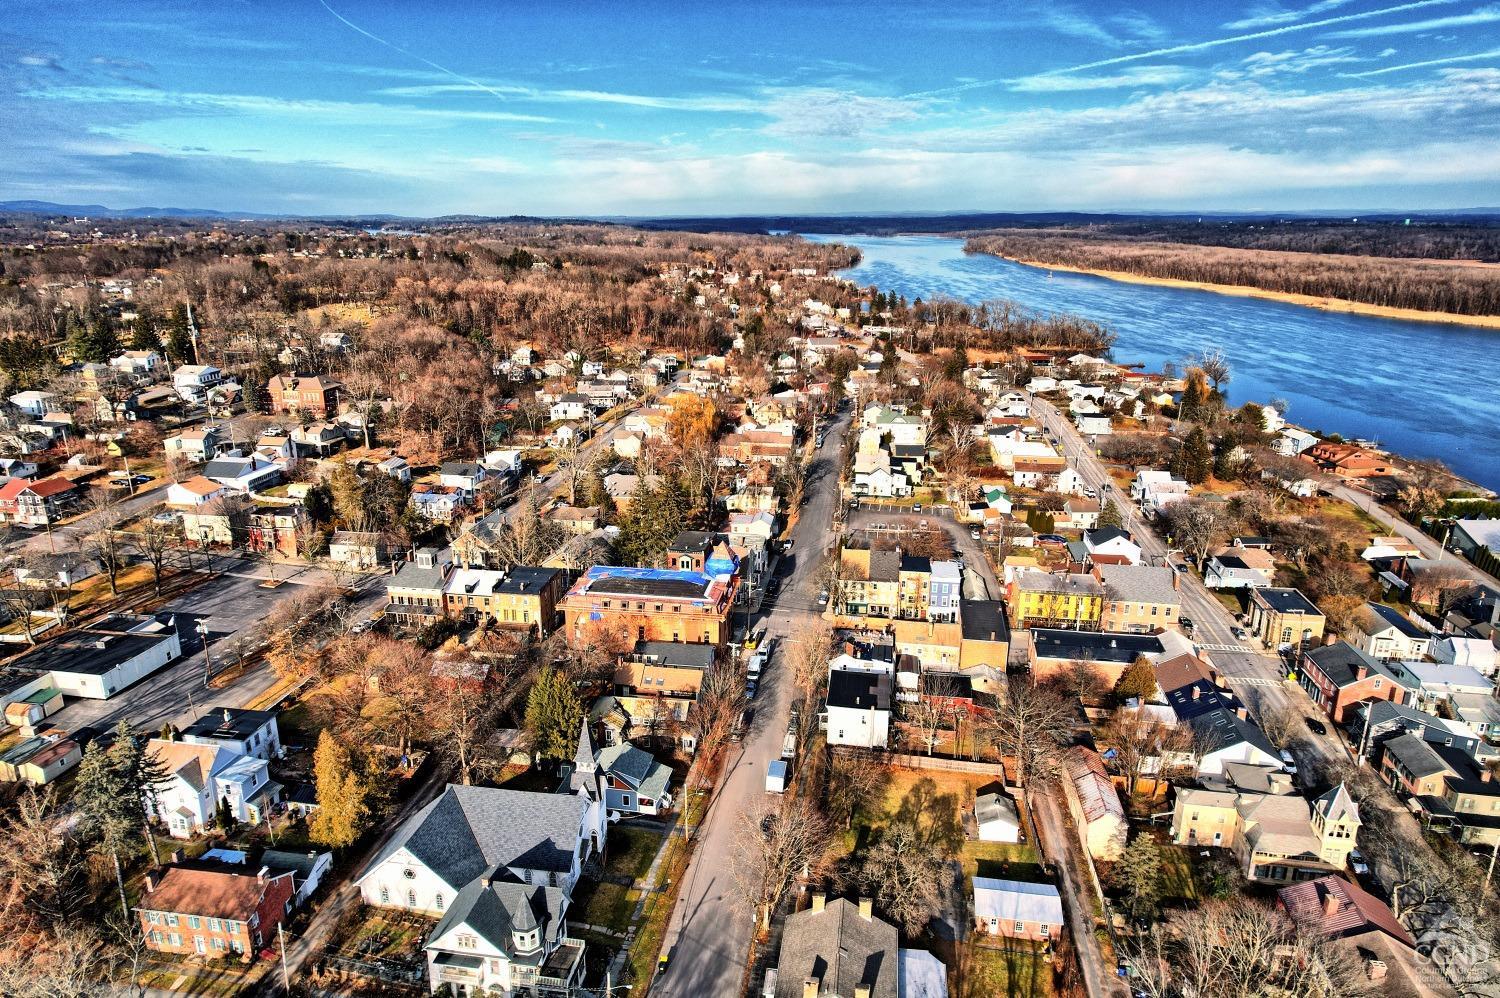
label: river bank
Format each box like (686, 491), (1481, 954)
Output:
(802, 233), (1500, 489)
(976, 252), (1500, 330)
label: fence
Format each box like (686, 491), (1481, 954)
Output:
(831, 744), (1008, 781)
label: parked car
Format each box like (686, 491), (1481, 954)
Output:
(767, 578), (781, 597)
(817, 590), (829, 606)
(1278, 749), (1298, 774)
(969, 527), (981, 539)
(1306, 717), (1328, 736)
(1232, 626), (1249, 640)
(912, 502), (923, 513)
(1350, 849), (1369, 876)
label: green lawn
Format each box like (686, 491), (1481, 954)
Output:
(966, 840), (1045, 883)
(962, 942), (1055, 998)
(1158, 845), (1200, 904)
(571, 825), (665, 933)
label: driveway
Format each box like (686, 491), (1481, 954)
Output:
(653, 405), (852, 998)
(846, 504), (1001, 600)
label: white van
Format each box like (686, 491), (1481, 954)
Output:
(765, 760), (787, 794)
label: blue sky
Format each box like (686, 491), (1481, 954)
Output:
(5, 1), (1500, 216)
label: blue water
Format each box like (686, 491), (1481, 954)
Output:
(804, 234), (1500, 490)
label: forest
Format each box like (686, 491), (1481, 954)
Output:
(965, 229), (1500, 316)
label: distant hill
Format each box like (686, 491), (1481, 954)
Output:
(4, 199), (1497, 230)
(0, 199), (285, 220)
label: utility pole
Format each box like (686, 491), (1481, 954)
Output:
(197, 618), (211, 688)
(277, 922), (291, 994)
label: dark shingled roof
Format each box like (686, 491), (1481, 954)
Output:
(431, 875), (569, 958)
(359, 785), (585, 891)
(960, 600), (1011, 643)
(774, 898), (900, 998)
(1189, 706), (1278, 759)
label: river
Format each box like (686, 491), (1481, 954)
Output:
(803, 234), (1500, 490)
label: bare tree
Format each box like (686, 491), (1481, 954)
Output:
(83, 497), (129, 597)
(825, 753), (888, 830)
(1195, 348), (1231, 394)
(787, 623), (832, 746)
(1165, 498), (1231, 566)
(730, 796), (832, 931)
(691, 657), (747, 763)
(131, 516), (178, 597)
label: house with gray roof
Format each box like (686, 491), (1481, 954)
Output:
(595, 742), (673, 818)
(424, 874), (584, 997)
(770, 895), (902, 998)
(355, 781), (605, 919)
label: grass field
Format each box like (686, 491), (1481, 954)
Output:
(962, 941), (1056, 998)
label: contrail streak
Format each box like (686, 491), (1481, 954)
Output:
(316, 0), (514, 102)
(903, 0), (1462, 98)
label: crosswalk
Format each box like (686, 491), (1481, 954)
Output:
(1222, 676), (1286, 687)
(1198, 642), (1251, 652)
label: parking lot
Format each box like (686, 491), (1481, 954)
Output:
(846, 503), (1000, 600)
(50, 557), (385, 734)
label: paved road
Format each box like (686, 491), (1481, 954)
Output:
(653, 406), (852, 998)
(1333, 481), (1500, 589)
(1030, 397), (1347, 772)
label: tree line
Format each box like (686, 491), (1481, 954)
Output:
(966, 231), (1500, 316)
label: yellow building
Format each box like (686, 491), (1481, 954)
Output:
(896, 554), (932, 621)
(839, 546), (900, 619)
(1008, 571), (1104, 631)
(1248, 587), (1326, 651)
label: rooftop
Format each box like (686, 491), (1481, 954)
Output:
(827, 669), (891, 711)
(1031, 628), (1163, 664)
(959, 600), (1011, 644)
(182, 706), (277, 742)
(1015, 571), (1105, 597)
(1096, 564), (1179, 605)
(1254, 587), (1322, 616)
(10, 614), (177, 678)
(141, 865), (289, 919)
(566, 565), (726, 603)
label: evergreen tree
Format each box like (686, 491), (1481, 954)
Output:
(74, 722), (162, 917)
(583, 468), (615, 522)
(1097, 499), (1124, 530)
(525, 667), (584, 765)
(1114, 834), (1163, 920)
(309, 731), (370, 849)
(165, 304), (194, 364)
(1180, 426), (1213, 485)
(1113, 656), (1158, 704)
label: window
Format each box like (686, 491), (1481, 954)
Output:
(208, 918), (220, 932)
(407, 890), (417, 907)
(435, 893), (444, 911)
(189, 916), (201, 930)
(1014, 921), (1026, 934)
(380, 886), (390, 904)
(403, 868), (416, 879)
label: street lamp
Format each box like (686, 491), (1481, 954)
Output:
(196, 619), (211, 688)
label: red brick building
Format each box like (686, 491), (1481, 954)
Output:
(1299, 641), (1416, 724)
(138, 864), (295, 960)
(267, 373), (342, 418)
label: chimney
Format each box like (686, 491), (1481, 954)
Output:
(858, 897), (873, 920)
(1354, 663), (1368, 681)
(1236, 707), (1248, 720)
(1322, 888), (1341, 919)
(170, 849), (184, 864)
(856, 987), (872, 998)
(143, 872), (157, 893)
(811, 892), (825, 913)
(803, 979), (820, 998)
(222, 708), (232, 725)
(1191, 687), (1201, 701)
(1366, 958), (1388, 982)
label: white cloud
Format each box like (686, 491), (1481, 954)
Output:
(1350, 46), (1500, 75)
(1329, 4), (1500, 37)
(761, 90), (921, 138)
(26, 86), (558, 125)
(1240, 45), (1365, 75)
(1009, 65), (1192, 92)
(1221, 0), (1361, 31)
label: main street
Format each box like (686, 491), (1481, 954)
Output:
(1030, 398), (1345, 770)
(653, 405), (852, 998)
